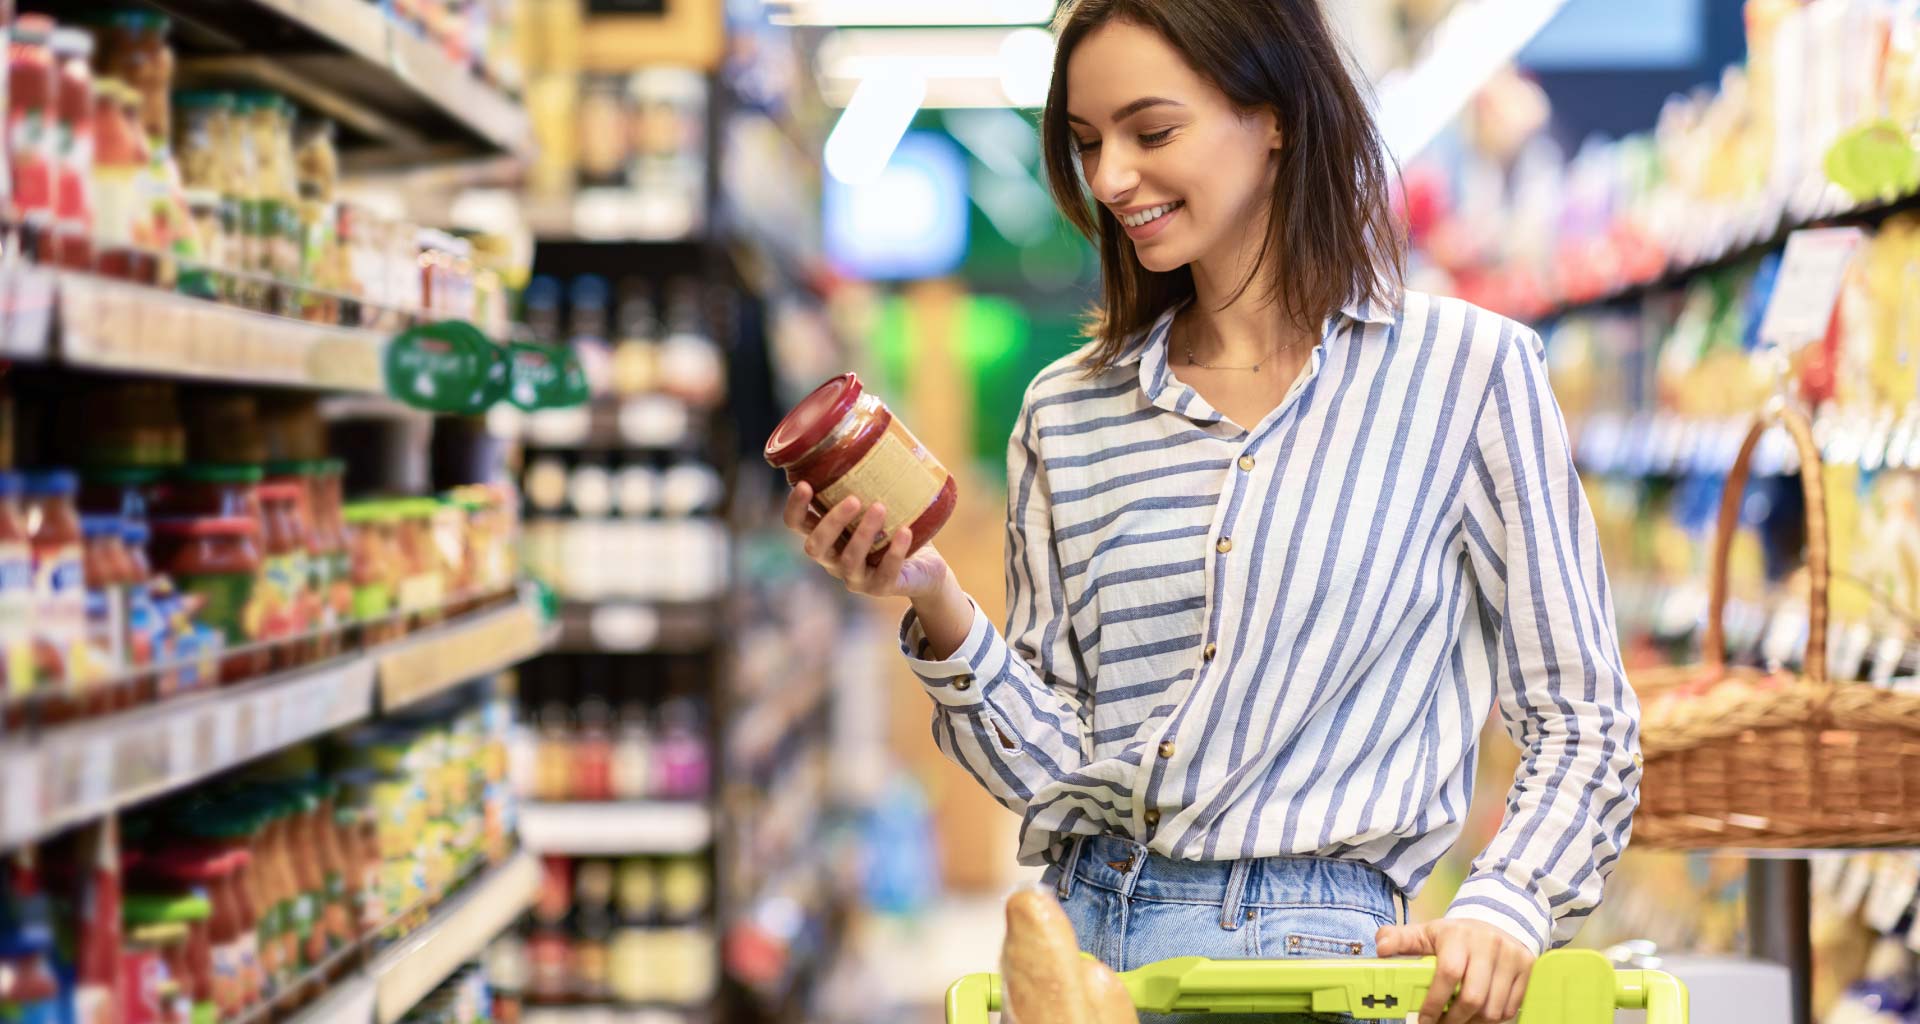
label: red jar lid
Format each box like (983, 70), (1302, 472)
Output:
(765, 372), (865, 466)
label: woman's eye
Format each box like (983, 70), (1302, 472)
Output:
(1139, 128), (1174, 146)
(1074, 137), (1101, 154)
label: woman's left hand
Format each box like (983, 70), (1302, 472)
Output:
(1374, 919), (1536, 1024)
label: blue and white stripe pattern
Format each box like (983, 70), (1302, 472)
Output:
(900, 291), (1642, 954)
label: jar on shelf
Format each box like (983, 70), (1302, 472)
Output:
(150, 516), (263, 682)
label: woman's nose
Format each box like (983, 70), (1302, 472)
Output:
(1089, 151), (1138, 207)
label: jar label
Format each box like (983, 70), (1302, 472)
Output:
(35, 545), (85, 683)
(0, 542), (34, 698)
(179, 571), (259, 646)
(817, 418), (948, 548)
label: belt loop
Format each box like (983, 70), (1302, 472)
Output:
(1219, 857), (1253, 931)
(1056, 836), (1086, 901)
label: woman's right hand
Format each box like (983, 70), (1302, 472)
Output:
(784, 481), (953, 601)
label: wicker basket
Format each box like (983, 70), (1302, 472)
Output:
(1635, 405), (1920, 849)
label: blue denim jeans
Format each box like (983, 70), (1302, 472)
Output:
(1040, 835), (1406, 1023)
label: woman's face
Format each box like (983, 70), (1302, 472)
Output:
(1065, 19), (1281, 275)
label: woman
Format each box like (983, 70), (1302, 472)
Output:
(782, 2), (1641, 1022)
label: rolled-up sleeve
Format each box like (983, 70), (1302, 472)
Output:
(1451, 325), (1643, 954)
(898, 381), (1092, 814)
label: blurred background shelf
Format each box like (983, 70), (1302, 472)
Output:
(519, 801), (715, 855)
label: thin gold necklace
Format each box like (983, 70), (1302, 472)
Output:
(1181, 332), (1314, 373)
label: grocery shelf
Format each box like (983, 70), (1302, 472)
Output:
(0, 657), (375, 850)
(490, 398), (710, 452)
(550, 600), (726, 654)
(278, 852), (541, 1024)
(377, 591), (554, 711)
(1, 269), (389, 394)
(523, 1009), (706, 1024)
(1541, 188), (1920, 320)
(371, 851), (543, 1023)
(0, 588), (550, 851)
(518, 801), (714, 855)
(157, 0), (533, 170)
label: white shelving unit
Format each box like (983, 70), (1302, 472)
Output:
(518, 801), (715, 856)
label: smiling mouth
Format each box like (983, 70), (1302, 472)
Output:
(1118, 201), (1183, 228)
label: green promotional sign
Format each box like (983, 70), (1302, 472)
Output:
(1825, 119), (1920, 203)
(507, 341), (590, 411)
(384, 318), (510, 414)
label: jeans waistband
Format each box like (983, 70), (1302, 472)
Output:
(1057, 834), (1402, 922)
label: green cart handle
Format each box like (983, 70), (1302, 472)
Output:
(946, 948), (1687, 1023)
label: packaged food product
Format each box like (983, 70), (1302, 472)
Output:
(81, 514), (131, 710)
(0, 472), (35, 706)
(50, 27), (91, 271)
(156, 464), (261, 521)
(256, 480), (312, 665)
(101, 12), (172, 145)
(92, 77), (145, 281)
(25, 469), (86, 696)
(343, 502), (399, 640)
(9, 14), (57, 257)
(151, 516), (262, 682)
(764, 372), (956, 566)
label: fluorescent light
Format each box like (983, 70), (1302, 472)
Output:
(823, 70), (926, 184)
(998, 27), (1056, 107)
(1374, 0), (1572, 164)
(817, 27), (1056, 108)
(771, 0), (1053, 26)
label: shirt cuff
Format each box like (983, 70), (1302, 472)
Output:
(1444, 875), (1552, 956)
(898, 598), (995, 709)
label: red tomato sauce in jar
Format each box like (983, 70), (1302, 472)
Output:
(764, 372), (955, 566)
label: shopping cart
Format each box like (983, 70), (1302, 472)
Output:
(946, 948), (1688, 1023)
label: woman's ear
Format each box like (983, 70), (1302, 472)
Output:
(1261, 108), (1283, 151)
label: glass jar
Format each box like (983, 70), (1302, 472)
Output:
(25, 469), (85, 710)
(50, 27), (93, 272)
(151, 516), (263, 682)
(764, 372), (955, 566)
(10, 15), (58, 257)
(256, 480), (312, 666)
(0, 472), (33, 711)
(156, 464), (261, 521)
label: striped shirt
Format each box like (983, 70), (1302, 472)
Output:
(899, 291), (1642, 954)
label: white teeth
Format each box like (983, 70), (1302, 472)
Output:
(1120, 202), (1180, 228)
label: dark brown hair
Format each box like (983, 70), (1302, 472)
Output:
(1042, 0), (1405, 372)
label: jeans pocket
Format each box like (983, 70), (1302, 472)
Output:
(1253, 906), (1389, 960)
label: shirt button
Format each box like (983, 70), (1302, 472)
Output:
(1158, 741), (1175, 759)
(1144, 809), (1161, 827)
(1203, 643), (1217, 661)
(953, 675), (972, 691)
(1238, 455), (1256, 472)
(1217, 538), (1233, 554)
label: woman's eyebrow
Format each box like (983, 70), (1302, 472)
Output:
(1066, 97), (1186, 125)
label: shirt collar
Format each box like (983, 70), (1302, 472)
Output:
(1111, 291), (1398, 369)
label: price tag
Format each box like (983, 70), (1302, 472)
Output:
(77, 735), (115, 808)
(1759, 227), (1866, 353)
(1, 749), (41, 843)
(211, 704), (238, 766)
(166, 715), (199, 780)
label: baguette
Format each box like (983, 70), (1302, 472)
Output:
(1002, 888), (1094, 1024)
(1080, 957), (1140, 1024)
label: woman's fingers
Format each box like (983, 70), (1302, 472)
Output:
(838, 503), (888, 586)
(869, 525), (914, 596)
(803, 496), (864, 568)
(783, 482), (814, 533)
